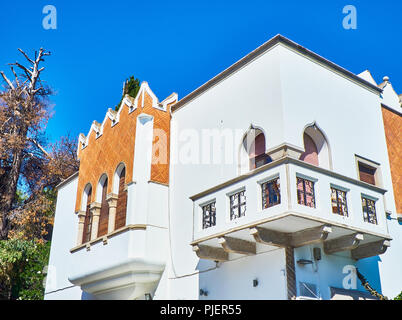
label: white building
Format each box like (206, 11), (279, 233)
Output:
(44, 35), (402, 300)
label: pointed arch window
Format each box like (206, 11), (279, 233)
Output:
(82, 185), (92, 243)
(98, 177), (109, 237)
(249, 133), (271, 169)
(299, 124), (332, 170)
(115, 167), (127, 229)
(300, 133), (319, 166)
(240, 127), (272, 174)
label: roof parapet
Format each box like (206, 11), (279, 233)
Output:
(77, 81), (177, 156)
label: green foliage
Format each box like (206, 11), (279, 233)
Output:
(394, 291), (402, 300)
(0, 239), (50, 300)
(115, 75), (141, 111)
(14, 190), (28, 207)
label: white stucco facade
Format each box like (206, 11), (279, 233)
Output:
(45, 35), (401, 300)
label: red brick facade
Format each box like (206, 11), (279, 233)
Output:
(75, 86), (176, 213)
(382, 106), (402, 214)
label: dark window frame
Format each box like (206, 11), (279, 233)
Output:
(297, 177), (316, 208)
(362, 196), (377, 224)
(261, 178), (281, 209)
(229, 190), (246, 220)
(202, 201), (216, 229)
(358, 162), (376, 186)
(331, 187), (348, 217)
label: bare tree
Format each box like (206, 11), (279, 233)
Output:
(0, 48), (52, 240)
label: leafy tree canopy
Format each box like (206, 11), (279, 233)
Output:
(115, 76), (140, 111)
(0, 239), (50, 300)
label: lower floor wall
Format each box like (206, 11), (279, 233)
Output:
(195, 248), (287, 300)
(294, 243), (380, 300)
(45, 243), (388, 300)
(377, 217), (402, 298)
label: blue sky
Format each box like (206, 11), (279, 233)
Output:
(1, 0), (401, 144)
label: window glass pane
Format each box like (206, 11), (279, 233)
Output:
(297, 177), (316, 208)
(331, 187), (348, 216)
(358, 162), (376, 185)
(362, 197), (377, 224)
(262, 178), (281, 209)
(202, 202), (216, 229)
(230, 190), (246, 220)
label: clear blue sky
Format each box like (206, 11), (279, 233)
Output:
(1, 0), (401, 143)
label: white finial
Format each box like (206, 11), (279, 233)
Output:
(383, 76), (389, 82)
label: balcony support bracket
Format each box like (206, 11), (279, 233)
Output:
(250, 227), (289, 247)
(324, 233), (364, 255)
(218, 236), (256, 255)
(192, 245), (229, 262)
(351, 239), (391, 260)
(290, 225), (332, 248)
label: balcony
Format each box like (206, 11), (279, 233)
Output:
(68, 224), (168, 299)
(68, 180), (169, 300)
(190, 156), (391, 262)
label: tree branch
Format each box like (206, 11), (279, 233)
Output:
(0, 71), (14, 90)
(27, 138), (49, 157)
(17, 48), (35, 64)
(10, 67), (20, 87)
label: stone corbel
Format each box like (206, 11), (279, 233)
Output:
(351, 239), (391, 260)
(250, 227), (290, 247)
(192, 245), (228, 262)
(218, 236), (256, 255)
(290, 225), (332, 248)
(324, 233), (364, 255)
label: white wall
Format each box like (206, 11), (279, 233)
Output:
(44, 176), (82, 300)
(169, 41), (398, 299)
(198, 248), (287, 300)
(169, 45), (285, 298)
(378, 218), (402, 298)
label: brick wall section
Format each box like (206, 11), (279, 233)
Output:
(381, 106), (402, 214)
(75, 90), (175, 213)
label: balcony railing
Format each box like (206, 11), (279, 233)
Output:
(190, 156), (391, 262)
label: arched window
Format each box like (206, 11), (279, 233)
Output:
(97, 175), (109, 237)
(300, 133), (319, 166)
(239, 127), (271, 174)
(115, 166), (127, 229)
(299, 124), (332, 170)
(249, 132), (271, 169)
(82, 184), (92, 243)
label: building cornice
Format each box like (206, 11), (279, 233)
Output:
(189, 156), (387, 201)
(381, 103), (402, 117)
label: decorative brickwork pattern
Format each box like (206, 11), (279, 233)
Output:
(382, 106), (402, 213)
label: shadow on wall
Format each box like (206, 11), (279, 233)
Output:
(356, 255), (382, 295)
